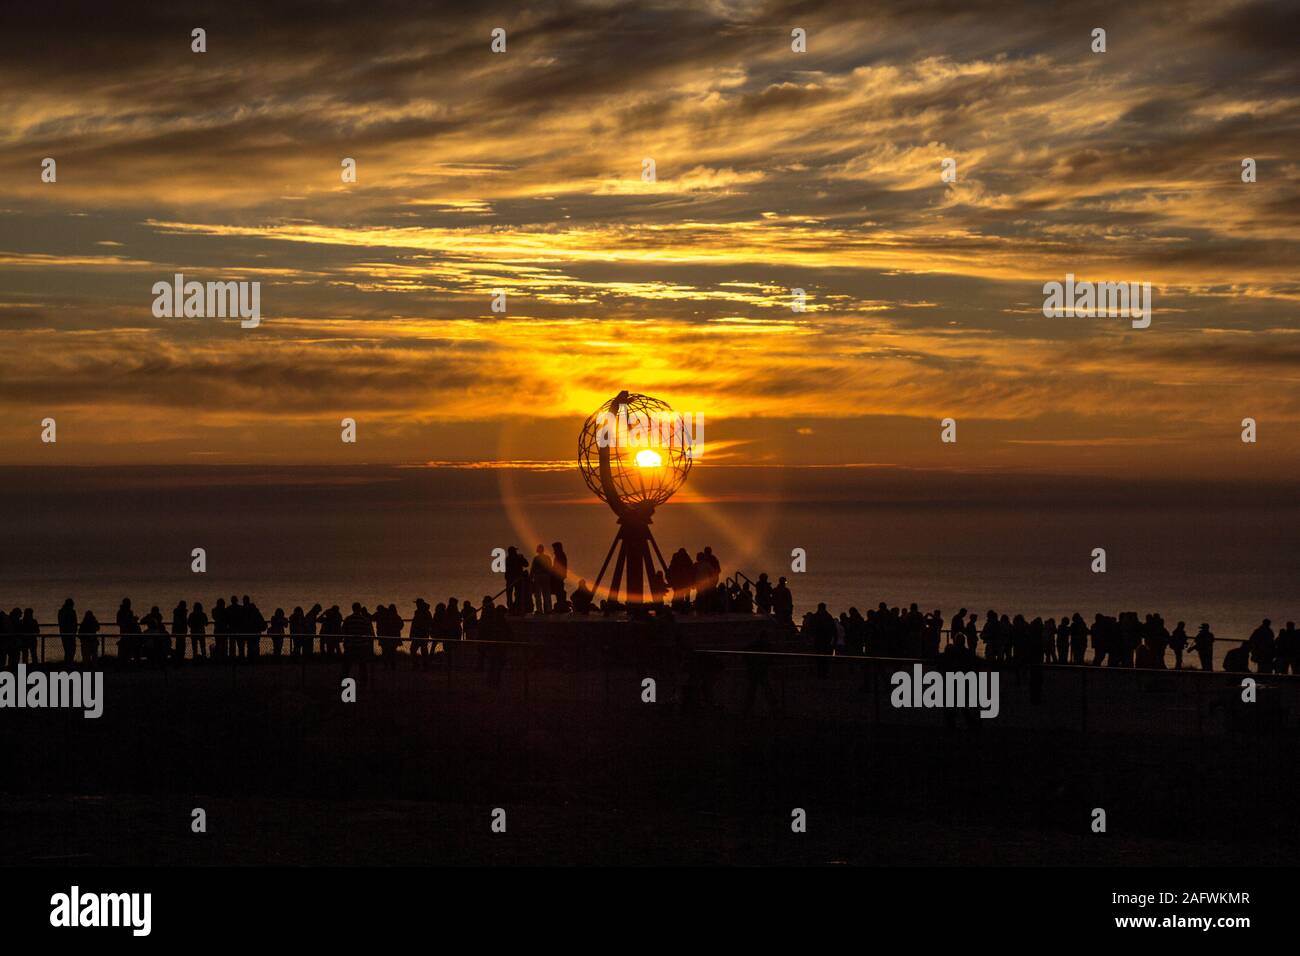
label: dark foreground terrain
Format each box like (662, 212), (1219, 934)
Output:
(2, 643), (1297, 866)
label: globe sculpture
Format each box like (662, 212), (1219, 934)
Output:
(578, 391), (695, 606)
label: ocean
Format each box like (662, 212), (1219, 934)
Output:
(1, 465), (1296, 654)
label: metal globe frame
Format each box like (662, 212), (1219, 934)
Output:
(578, 390), (693, 606)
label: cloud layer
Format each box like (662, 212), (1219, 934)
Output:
(2, 0), (1298, 472)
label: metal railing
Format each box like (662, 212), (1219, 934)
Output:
(14, 617), (1254, 667)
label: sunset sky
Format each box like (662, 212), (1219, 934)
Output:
(2, 0), (1298, 474)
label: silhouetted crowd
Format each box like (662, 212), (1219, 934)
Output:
(0, 594), (517, 675)
(2, 540), (1295, 677)
(797, 604), (1299, 674)
(497, 541), (794, 620)
(0, 540), (791, 668)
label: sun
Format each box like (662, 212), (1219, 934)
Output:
(634, 448), (663, 468)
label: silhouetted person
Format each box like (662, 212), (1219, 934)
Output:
(462, 598), (479, 637)
(445, 598), (463, 640)
(737, 580), (754, 614)
(980, 610), (998, 661)
(319, 605), (343, 655)
(840, 607), (861, 655)
(1069, 613), (1088, 664)
(996, 614), (1012, 664)
(770, 576), (792, 626)
(1223, 640), (1251, 674)
(304, 602), (322, 655)
(667, 548), (694, 610)
(228, 594), (245, 658)
(1194, 623), (1214, 671)
(752, 572), (772, 616)
(342, 602), (373, 685)
(116, 598), (140, 662)
(964, 613), (979, 656)
(551, 542), (569, 606)
(1135, 635), (1158, 669)
(432, 602), (449, 648)
(1277, 621), (1299, 675)
(1041, 616), (1055, 663)
(1090, 613), (1108, 666)
(1168, 621), (1188, 670)
(712, 581), (728, 618)
(572, 579), (594, 614)
(1248, 619), (1274, 674)
(1007, 613), (1026, 666)
(689, 552), (709, 613)
(530, 545), (553, 614)
(78, 609), (100, 662)
(289, 606), (306, 656)
(1149, 613), (1170, 668)
(810, 602), (836, 677)
(21, 609), (39, 664)
(1137, 613), (1164, 669)
(1121, 612), (1143, 667)
(377, 602), (402, 668)
(142, 605), (168, 664)
(472, 596), (497, 670)
(925, 608), (943, 659)
(504, 546), (528, 614)
(950, 609), (967, 651)
(268, 608), (288, 657)
(242, 595), (265, 661)
(212, 598), (229, 659)
(187, 602), (208, 659)
(58, 598), (77, 664)
(650, 569), (669, 606)
(171, 601), (188, 660)
(703, 546), (720, 578)
(1055, 616), (1070, 664)
(410, 598), (433, 668)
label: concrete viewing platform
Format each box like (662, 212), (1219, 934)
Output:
(506, 612), (796, 650)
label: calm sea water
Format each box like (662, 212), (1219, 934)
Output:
(1, 466), (1296, 653)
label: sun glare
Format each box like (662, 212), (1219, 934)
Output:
(635, 449), (663, 468)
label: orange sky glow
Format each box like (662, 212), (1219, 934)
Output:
(1, 1), (1297, 477)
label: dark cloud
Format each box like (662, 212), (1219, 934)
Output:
(0, 0), (1297, 467)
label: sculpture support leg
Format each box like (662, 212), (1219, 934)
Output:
(593, 509), (663, 607)
(592, 528), (622, 596)
(610, 540), (627, 599)
(646, 528), (669, 576)
(622, 523), (647, 605)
